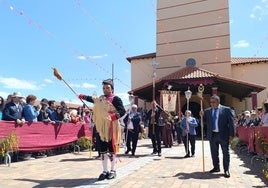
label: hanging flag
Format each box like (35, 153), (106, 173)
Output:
(162, 90), (177, 112)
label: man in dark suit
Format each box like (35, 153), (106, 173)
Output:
(201, 95), (235, 178)
(146, 100), (164, 156)
(3, 92), (25, 124)
(123, 104), (142, 156)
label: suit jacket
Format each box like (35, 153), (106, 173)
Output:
(123, 112), (142, 133)
(3, 102), (24, 121)
(204, 105), (235, 141)
(146, 105), (163, 126)
(180, 116), (198, 136)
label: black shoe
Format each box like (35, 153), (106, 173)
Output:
(191, 154), (195, 157)
(125, 150), (130, 154)
(107, 170), (116, 179)
(158, 153), (162, 157)
(184, 154), (190, 158)
(209, 168), (220, 173)
(224, 171), (230, 178)
(98, 171), (109, 181)
(151, 151), (157, 155)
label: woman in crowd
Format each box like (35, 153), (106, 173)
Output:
(261, 102), (268, 126)
(22, 94), (40, 122)
(37, 98), (53, 123)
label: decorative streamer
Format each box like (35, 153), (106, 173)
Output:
(74, 0), (152, 80)
(0, 0), (131, 89)
(253, 36), (268, 57)
(150, 1), (179, 64)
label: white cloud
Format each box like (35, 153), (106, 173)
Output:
(250, 3), (268, 20)
(77, 55), (87, 60)
(233, 40), (249, 48)
(77, 54), (108, 60)
(69, 83), (81, 88)
(82, 83), (96, 89)
(69, 82), (96, 89)
(44, 78), (53, 83)
(0, 77), (40, 90)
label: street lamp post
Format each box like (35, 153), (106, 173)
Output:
(184, 87), (192, 156)
(128, 92), (134, 106)
(185, 87), (192, 111)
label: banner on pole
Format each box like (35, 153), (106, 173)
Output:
(162, 90), (177, 112)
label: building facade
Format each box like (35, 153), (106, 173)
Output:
(127, 0), (267, 117)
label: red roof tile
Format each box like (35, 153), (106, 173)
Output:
(162, 66), (216, 80)
(231, 57), (268, 65)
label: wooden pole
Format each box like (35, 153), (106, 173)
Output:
(198, 84), (205, 172)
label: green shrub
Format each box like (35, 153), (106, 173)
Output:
(75, 136), (92, 150)
(0, 132), (19, 162)
(230, 137), (241, 150)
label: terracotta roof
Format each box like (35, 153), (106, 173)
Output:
(162, 66), (216, 80)
(131, 66), (266, 101)
(231, 57), (268, 65)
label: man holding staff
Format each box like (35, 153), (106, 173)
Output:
(78, 79), (126, 181)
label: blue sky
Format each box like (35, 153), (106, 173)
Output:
(0, 0), (267, 106)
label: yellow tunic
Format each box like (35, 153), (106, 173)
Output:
(92, 95), (121, 153)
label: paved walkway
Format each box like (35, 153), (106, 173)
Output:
(0, 138), (267, 188)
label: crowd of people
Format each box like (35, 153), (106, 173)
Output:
(1, 88), (268, 180)
(236, 103), (268, 127)
(0, 92), (92, 126)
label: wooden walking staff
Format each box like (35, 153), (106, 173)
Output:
(52, 67), (91, 111)
(198, 84), (205, 172)
(52, 68), (93, 157)
(151, 62), (157, 135)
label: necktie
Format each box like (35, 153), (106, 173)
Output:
(212, 108), (218, 131)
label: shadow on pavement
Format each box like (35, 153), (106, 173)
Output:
(165, 156), (185, 159)
(15, 178), (100, 188)
(234, 148), (268, 185)
(173, 171), (222, 179)
(60, 158), (94, 162)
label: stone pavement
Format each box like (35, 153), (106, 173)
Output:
(0, 138), (267, 188)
